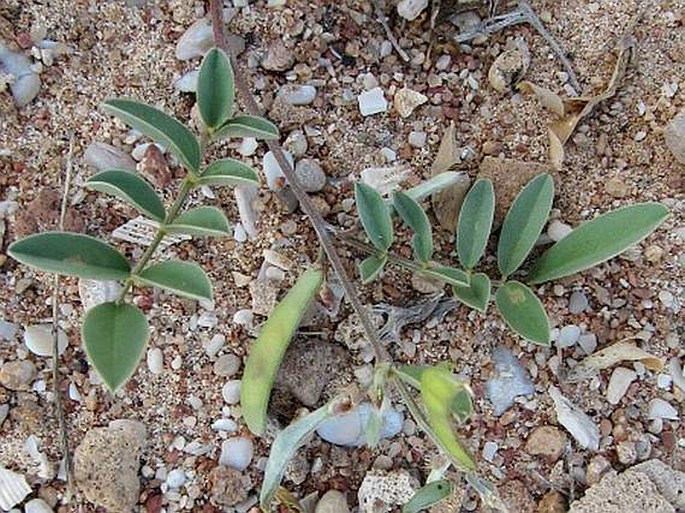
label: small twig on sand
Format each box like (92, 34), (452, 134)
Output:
(53, 134), (75, 496)
(371, 0), (410, 63)
(455, 0), (580, 91)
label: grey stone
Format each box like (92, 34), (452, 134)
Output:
(84, 142), (136, 171)
(213, 353), (241, 378)
(485, 346), (535, 416)
(316, 490), (350, 513)
(0, 360), (36, 390)
(279, 85), (317, 106)
(664, 110), (685, 164)
(317, 403), (404, 447)
(294, 159), (327, 192)
(569, 291), (589, 314)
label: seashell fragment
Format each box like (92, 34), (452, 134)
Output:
(0, 465), (32, 510)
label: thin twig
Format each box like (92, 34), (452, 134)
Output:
(371, 0), (410, 63)
(53, 134), (75, 495)
(209, 0), (390, 365)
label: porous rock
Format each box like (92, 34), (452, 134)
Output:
(525, 426), (567, 461)
(316, 490), (350, 513)
(209, 466), (251, 508)
(357, 471), (418, 513)
(73, 419), (146, 513)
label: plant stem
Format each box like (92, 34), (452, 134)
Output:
(330, 229), (424, 273)
(53, 134), (75, 496)
(116, 177), (196, 303)
(209, 0), (390, 365)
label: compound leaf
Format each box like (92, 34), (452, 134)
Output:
(197, 48), (234, 130)
(393, 191), (433, 263)
(8, 232), (130, 280)
(457, 178), (494, 269)
(355, 182), (393, 252)
(137, 260), (212, 302)
(241, 268), (323, 436)
(198, 158), (259, 188)
(528, 203), (668, 284)
(497, 173), (554, 277)
(496, 281), (550, 345)
(86, 169), (166, 221)
(166, 206), (230, 237)
(103, 98), (201, 172)
(83, 302), (149, 392)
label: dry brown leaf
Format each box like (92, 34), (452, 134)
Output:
(430, 122), (469, 232)
(567, 340), (662, 382)
(521, 35), (635, 169)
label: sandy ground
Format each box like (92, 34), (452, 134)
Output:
(0, 0), (683, 511)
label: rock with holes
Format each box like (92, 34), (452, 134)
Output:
(358, 471), (418, 513)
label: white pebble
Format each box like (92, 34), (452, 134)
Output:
(23, 325), (68, 357)
(83, 143), (136, 171)
(656, 374), (672, 390)
(220, 437), (253, 470)
(557, 325), (581, 348)
(233, 223), (247, 243)
(68, 382), (81, 402)
(222, 380), (241, 405)
(232, 309), (253, 328)
(212, 418), (238, 432)
(166, 469), (187, 489)
(547, 220), (572, 242)
(482, 441), (498, 462)
(606, 367), (637, 405)
(147, 347), (163, 375)
(176, 18), (214, 60)
(648, 398), (678, 420)
(205, 334), (225, 357)
(397, 0), (428, 21)
(175, 70), (199, 92)
(237, 137), (258, 157)
(24, 498), (53, 513)
(408, 131), (427, 148)
(358, 87), (388, 117)
(279, 84), (317, 105)
(578, 333), (597, 355)
(263, 150), (293, 190)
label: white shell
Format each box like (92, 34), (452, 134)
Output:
(25, 498), (54, 513)
(23, 325), (68, 357)
(0, 465), (31, 511)
(78, 279), (122, 311)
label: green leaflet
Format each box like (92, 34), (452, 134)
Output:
(8, 232), (130, 280)
(137, 260), (212, 302)
(457, 178), (494, 269)
(528, 203), (668, 284)
(452, 272), (491, 313)
(260, 405), (331, 509)
(241, 268), (323, 436)
(359, 254), (387, 283)
(197, 48), (234, 130)
(403, 480), (453, 513)
(214, 115), (280, 140)
(82, 302), (149, 392)
(197, 158), (259, 188)
(103, 98), (201, 173)
(393, 191), (433, 263)
(166, 206), (231, 237)
(497, 173), (554, 277)
(355, 182), (394, 252)
(422, 265), (469, 287)
(495, 281), (550, 345)
(86, 169), (166, 221)
(420, 367), (477, 471)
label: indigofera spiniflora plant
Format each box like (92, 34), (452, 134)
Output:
(8, 48), (279, 391)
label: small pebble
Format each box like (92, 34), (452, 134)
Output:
(220, 437), (253, 470)
(222, 380), (241, 404)
(0, 360), (36, 390)
(557, 325), (581, 348)
(315, 490), (350, 513)
(262, 43), (294, 71)
(664, 110), (685, 164)
(358, 88), (388, 117)
(262, 150), (293, 191)
(547, 220), (572, 242)
(176, 19), (214, 60)
(212, 418), (238, 432)
(279, 85), (316, 105)
(569, 291), (589, 314)
(205, 334), (225, 357)
(578, 333), (597, 355)
(284, 130), (308, 157)
(213, 354), (241, 377)
(606, 367), (637, 404)
(393, 87), (428, 118)
(24, 498), (53, 513)
(237, 138), (258, 157)
(146, 347), (163, 375)
(166, 469), (187, 489)
(397, 0), (428, 21)
(656, 374), (672, 390)
(634, 130), (647, 142)
(482, 441), (498, 462)
(175, 70), (198, 92)
(294, 159), (327, 192)
(23, 325), (67, 357)
(648, 398), (678, 420)
(232, 309), (253, 328)
(316, 403), (403, 447)
(408, 131), (427, 148)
